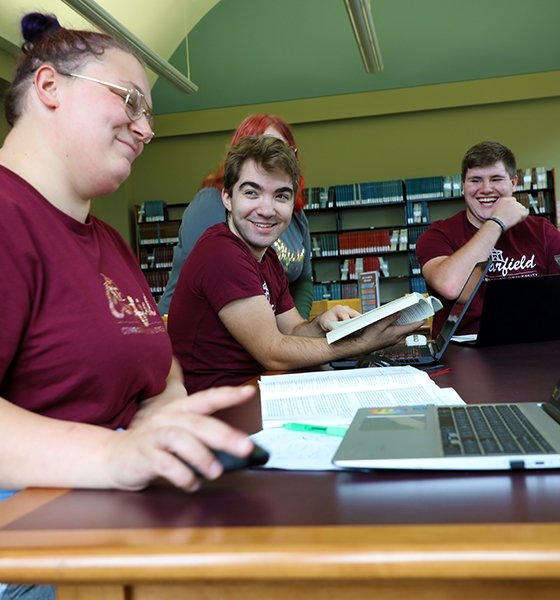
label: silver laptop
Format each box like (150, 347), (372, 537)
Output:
(358, 259), (491, 367)
(333, 381), (560, 471)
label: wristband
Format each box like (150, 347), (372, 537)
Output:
(486, 216), (506, 233)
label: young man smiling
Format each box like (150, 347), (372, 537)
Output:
(168, 136), (421, 393)
(416, 141), (560, 336)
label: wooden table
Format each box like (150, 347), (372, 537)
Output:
(1, 341), (560, 599)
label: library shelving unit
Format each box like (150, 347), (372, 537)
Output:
(134, 201), (188, 301)
(305, 168), (557, 305)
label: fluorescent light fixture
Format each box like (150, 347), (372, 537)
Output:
(60, 0), (198, 93)
(344, 0), (384, 74)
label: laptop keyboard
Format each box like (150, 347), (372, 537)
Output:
(438, 405), (556, 455)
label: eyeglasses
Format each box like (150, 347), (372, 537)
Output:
(62, 72), (155, 143)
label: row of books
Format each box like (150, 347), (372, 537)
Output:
(311, 228), (412, 257)
(303, 166), (550, 210)
(137, 222), (180, 245)
(312, 282), (359, 301)
(313, 274), (428, 302)
(405, 201), (430, 224)
(340, 256), (389, 281)
(405, 176), (461, 201)
(143, 270), (170, 295)
(339, 230), (394, 254)
(333, 180), (405, 207)
(303, 187), (335, 210)
(137, 200), (168, 223)
(410, 276), (428, 294)
(139, 246), (174, 270)
(516, 190), (552, 214)
(407, 225), (429, 250)
(518, 167), (549, 191)
(408, 254), (422, 277)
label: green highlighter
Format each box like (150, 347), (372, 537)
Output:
(282, 423), (348, 437)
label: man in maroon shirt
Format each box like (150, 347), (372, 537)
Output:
(168, 136), (421, 392)
(416, 141), (560, 335)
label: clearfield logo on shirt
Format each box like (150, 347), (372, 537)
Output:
(262, 281), (276, 312)
(101, 273), (158, 330)
(489, 249), (537, 277)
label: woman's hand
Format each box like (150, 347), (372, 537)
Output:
(108, 385), (256, 492)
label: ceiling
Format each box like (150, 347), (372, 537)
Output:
(2, 0), (560, 117)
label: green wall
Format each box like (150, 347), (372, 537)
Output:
(0, 44), (14, 142)
(55, 70), (560, 245)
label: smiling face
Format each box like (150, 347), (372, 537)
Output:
(60, 48), (153, 197)
(222, 159), (295, 261)
(463, 161), (517, 227)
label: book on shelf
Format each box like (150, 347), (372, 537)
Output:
(325, 291), (443, 344)
(408, 253), (422, 276)
(398, 228), (408, 251)
(408, 225), (429, 250)
(338, 230), (391, 254)
(535, 167), (548, 189)
(142, 200), (167, 222)
(404, 176), (445, 201)
(258, 367), (464, 429)
(451, 174), (462, 197)
(359, 270), (380, 312)
(410, 276), (428, 293)
(304, 186), (334, 209)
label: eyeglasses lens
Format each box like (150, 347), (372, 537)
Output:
(125, 89), (154, 129)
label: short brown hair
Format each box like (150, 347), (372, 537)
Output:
(461, 141), (517, 182)
(223, 136), (301, 198)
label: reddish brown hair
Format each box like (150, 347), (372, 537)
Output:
(201, 114), (306, 211)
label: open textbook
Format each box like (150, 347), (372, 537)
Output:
(259, 366), (463, 428)
(326, 292), (443, 344)
(255, 366), (464, 470)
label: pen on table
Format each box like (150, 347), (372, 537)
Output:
(282, 423), (348, 437)
(428, 367), (453, 378)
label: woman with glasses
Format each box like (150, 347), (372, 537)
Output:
(0, 7), (255, 566)
(158, 114), (314, 318)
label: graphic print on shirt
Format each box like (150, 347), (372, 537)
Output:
(273, 237), (305, 268)
(262, 280), (276, 312)
(488, 248), (537, 278)
(101, 273), (163, 334)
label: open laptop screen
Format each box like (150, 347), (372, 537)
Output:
(433, 259), (491, 350)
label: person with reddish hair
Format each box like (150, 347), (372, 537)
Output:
(158, 114), (313, 317)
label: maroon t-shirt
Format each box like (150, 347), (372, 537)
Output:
(168, 223), (295, 393)
(0, 166), (172, 428)
(416, 210), (560, 335)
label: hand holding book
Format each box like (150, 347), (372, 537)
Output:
(325, 292), (443, 344)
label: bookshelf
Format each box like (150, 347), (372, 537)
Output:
(305, 168), (557, 305)
(134, 201), (188, 301)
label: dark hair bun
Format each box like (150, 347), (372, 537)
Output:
(21, 12), (61, 46)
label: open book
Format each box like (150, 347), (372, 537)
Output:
(259, 366), (463, 429)
(326, 292), (443, 344)
(256, 366), (463, 470)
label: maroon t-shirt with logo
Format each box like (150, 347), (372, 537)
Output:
(0, 166), (172, 428)
(416, 210), (560, 335)
(168, 223), (294, 393)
